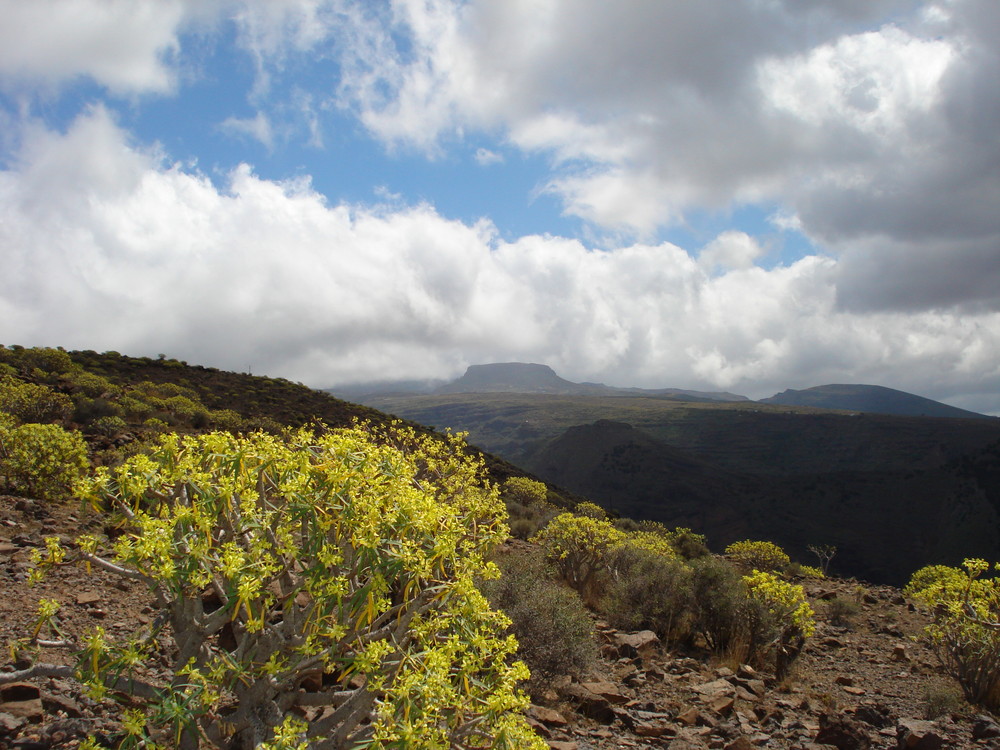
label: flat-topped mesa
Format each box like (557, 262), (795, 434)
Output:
(436, 363), (596, 395)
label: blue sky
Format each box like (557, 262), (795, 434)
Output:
(1, 0), (999, 414)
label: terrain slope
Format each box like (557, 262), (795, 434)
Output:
(360, 369), (1000, 585)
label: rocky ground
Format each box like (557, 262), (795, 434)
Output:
(1, 493), (999, 749)
(529, 584), (998, 750)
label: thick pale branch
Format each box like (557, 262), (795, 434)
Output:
(78, 551), (150, 583)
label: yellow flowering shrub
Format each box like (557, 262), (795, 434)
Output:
(742, 570), (815, 678)
(531, 513), (625, 599)
(500, 477), (548, 507)
(33, 424), (543, 749)
(0, 375), (73, 424)
(725, 540), (791, 574)
(0, 422), (89, 501)
(620, 530), (678, 559)
(574, 501), (607, 520)
(905, 559), (1000, 709)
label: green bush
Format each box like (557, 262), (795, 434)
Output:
(824, 596), (860, 628)
(601, 547), (693, 643)
(786, 562), (825, 579)
(0, 375), (73, 424)
(91, 415), (127, 437)
(63, 370), (120, 398)
(501, 477), (548, 507)
(686, 558), (814, 676)
(0, 422), (89, 501)
(161, 394), (206, 421)
(502, 478), (558, 540)
(665, 527), (710, 560)
(689, 556), (749, 654)
(725, 540), (791, 574)
(574, 501), (607, 520)
(635, 522), (710, 560)
(208, 408), (247, 432)
(0, 346), (74, 377)
(923, 685), (964, 719)
(72, 395), (124, 425)
(118, 394), (155, 421)
(742, 570), (815, 678)
(29, 425), (543, 749)
(482, 549), (596, 699)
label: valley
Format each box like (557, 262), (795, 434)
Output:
(355, 367), (1000, 586)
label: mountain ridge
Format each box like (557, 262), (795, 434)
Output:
(334, 362), (988, 418)
(762, 383), (990, 419)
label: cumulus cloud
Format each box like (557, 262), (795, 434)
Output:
(322, 0), (1000, 313)
(2, 109), (999, 415)
(0, 0), (201, 94)
(219, 111), (275, 149)
(698, 232), (766, 274)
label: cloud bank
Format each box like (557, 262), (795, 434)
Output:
(2, 108), (997, 414)
(327, 0), (1000, 313)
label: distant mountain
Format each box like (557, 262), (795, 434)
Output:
(436, 363), (594, 395)
(761, 384), (990, 419)
(329, 378), (446, 401)
(431, 362), (749, 401)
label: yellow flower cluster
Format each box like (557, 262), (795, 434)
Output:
(725, 540), (791, 573)
(906, 559), (1000, 709)
(742, 570), (816, 638)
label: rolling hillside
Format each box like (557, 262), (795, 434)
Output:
(357, 366), (1000, 584)
(762, 383), (990, 419)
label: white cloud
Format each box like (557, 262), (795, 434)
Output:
(698, 231), (766, 274)
(474, 147), (502, 166)
(320, 0), (1000, 314)
(2, 109), (999, 415)
(219, 111), (275, 149)
(0, 0), (199, 94)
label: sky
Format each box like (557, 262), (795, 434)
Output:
(1, 1), (999, 414)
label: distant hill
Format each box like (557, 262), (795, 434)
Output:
(761, 384), (990, 419)
(357, 389), (1000, 583)
(529, 417), (1000, 585)
(436, 363), (594, 395)
(408, 362), (747, 402)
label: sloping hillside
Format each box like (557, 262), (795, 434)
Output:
(762, 383), (990, 419)
(360, 390), (1000, 584)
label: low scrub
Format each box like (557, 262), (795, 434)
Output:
(482, 549), (596, 699)
(601, 547), (693, 643)
(0, 420), (89, 501)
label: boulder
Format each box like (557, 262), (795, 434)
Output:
(896, 719), (943, 750)
(814, 712), (872, 750)
(528, 705), (568, 727)
(611, 630), (660, 660)
(692, 678), (735, 696)
(972, 714), (1000, 740)
(579, 680), (629, 704)
(563, 684), (616, 724)
(0, 683), (43, 720)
